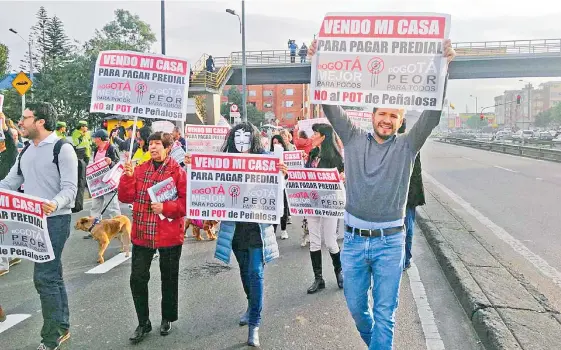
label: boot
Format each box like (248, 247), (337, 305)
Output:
(129, 320), (152, 343)
(307, 250), (325, 294)
(330, 251), (344, 289)
(248, 326), (260, 347)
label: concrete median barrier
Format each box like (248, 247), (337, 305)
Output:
(437, 137), (561, 162)
(417, 189), (561, 350)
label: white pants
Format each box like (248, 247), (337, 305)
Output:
(307, 216), (340, 254)
(0, 257), (9, 271)
(91, 192), (121, 219)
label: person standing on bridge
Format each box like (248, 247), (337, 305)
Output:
(304, 123), (345, 294)
(119, 131), (187, 344)
(0, 102), (78, 350)
(308, 39), (456, 350)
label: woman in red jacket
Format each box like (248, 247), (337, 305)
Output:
(118, 131), (187, 344)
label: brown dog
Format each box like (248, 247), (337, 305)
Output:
(75, 215), (132, 264)
(185, 219), (219, 241)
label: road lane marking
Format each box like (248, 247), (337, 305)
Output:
(493, 165), (518, 173)
(461, 156), (473, 161)
(0, 314), (32, 334)
(536, 177), (543, 181)
(423, 171), (561, 290)
(407, 262), (445, 350)
(85, 253), (130, 274)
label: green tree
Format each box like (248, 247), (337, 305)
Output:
(534, 109), (552, 127)
(220, 87), (265, 125)
(85, 9), (157, 57)
(21, 6), (49, 71)
(465, 115), (487, 129)
(0, 43), (9, 76)
(45, 16), (71, 60)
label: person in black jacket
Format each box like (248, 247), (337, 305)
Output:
(85, 129), (122, 238)
(398, 120), (426, 270)
(113, 125), (139, 154)
(305, 123), (345, 294)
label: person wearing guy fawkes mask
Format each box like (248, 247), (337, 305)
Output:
(185, 122), (287, 347)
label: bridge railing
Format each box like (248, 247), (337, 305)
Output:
(212, 39), (561, 67)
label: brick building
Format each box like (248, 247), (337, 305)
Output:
(222, 84), (310, 127)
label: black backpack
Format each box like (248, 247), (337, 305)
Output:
(18, 138), (87, 213)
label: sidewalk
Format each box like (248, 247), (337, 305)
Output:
(417, 189), (561, 350)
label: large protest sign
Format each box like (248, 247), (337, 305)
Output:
(310, 13), (451, 109)
(0, 189), (54, 263)
(185, 125), (229, 152)
(186, 152), (283, 224)
(86, 159), (117, 198)
(346, 110), (374, 133)
(90, 51), (190, 121)
(283, 151), (305, 168)
(285, 168), (346, 218)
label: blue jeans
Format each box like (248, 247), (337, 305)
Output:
(233, 247), (264, 327)
(404, 206), (416, 267)
(341, 229), (405, 350)
(33, 214), (71, 348)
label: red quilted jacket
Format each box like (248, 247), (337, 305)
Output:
(118, 156), (187, 248)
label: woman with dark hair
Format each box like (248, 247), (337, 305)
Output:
(305, 123), (345, 294)
(270, 134), (290, 239)
(129, 126), (152, 165)
(187, 122), (287, 347)
(119, 131), (187, 344)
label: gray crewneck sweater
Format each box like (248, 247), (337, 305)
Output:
(323, 105), (441, 223)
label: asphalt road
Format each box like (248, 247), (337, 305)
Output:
(0, 202), (481, 350)
(422, 140), (561, 312)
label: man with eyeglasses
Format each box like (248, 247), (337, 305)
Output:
(0, 102), (78, 350)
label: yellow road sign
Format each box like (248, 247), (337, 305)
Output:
(12, 71), (33, 96)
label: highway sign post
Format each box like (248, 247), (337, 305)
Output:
(230, 104), (241, 124)
(12, 71), (33, 117)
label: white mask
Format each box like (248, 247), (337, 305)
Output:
(234, 129), (252, 153)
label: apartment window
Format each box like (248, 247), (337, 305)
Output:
(284, 88), (294, 96)
(263, 90), (273, 97)
(264, 103), (273, 108)
(248, 90), (257, 97)
(249, 102), (256, 107)
(285, 113), (295, 119)
(284, 100), (294, 108)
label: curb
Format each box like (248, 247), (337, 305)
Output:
(416, 188), (561, 350)
(416, 210), (520, 350)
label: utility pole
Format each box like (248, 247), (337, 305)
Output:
(241, 0), (247, 122)
(161, 0), (166, 54)
(527, 83), (532, 129)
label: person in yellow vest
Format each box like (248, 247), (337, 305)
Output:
(55, 121), (67, 138)
(72, 120), (92, 164)
(125, 126), (151, 165)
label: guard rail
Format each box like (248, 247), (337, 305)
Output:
(438, 137), (561, 162)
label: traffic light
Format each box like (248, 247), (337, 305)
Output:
(516, 95), (521, 104)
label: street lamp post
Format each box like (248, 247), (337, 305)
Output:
(469, 94), (478, 115)
(9, 28), (33, 114)
(226, 1), (247, 122)
(161, 0), (166, 55)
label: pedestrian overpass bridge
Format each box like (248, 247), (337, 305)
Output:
(187, 39), (561, 124)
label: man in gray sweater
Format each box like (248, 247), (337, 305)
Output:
(0, 102), (78, 350)
(308, 40), (456, 350)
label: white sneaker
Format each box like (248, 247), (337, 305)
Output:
(280, 230), (289, 240)
(300, 234), (309, 247)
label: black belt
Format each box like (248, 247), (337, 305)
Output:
(345, 225), (404, 238)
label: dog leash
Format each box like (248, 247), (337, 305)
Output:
(90, 191), (119, 231)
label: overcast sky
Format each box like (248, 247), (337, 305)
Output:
(2, 0), (561, 113)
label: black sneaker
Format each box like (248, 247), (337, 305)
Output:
(160, 320), (172, 336)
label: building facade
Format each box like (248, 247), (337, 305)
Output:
(222, 84), (310, 127)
